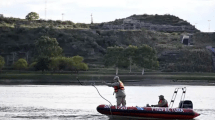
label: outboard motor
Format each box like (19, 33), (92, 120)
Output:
(179, 100), (193, 109)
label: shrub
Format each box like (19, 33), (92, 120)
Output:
(0, 56), (5, 72)
(13, 58), (28, 72)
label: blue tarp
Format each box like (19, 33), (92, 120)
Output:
(211, 48), (215, 53)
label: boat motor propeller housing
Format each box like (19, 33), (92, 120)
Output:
(179, 100), (193, 109)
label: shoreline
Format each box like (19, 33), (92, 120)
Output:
(1, 72), (215, 86)
(0, 79), (214, 86)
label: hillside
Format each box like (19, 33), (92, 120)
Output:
(109, 14), (191, 26)
(90, 14), (199, 33)
(0, 17), (90, 29)
(0, 14), (214, 72)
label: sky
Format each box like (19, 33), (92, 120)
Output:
(0, 0), (215, 32)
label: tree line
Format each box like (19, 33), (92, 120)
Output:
(0, 36), (88, 74)
(104, 45), (159, 75)
(0, 36), (159, 74)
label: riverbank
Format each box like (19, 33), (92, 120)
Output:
(0, 72), (215, 85)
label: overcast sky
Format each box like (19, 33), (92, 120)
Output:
(0, 0), (215, 32)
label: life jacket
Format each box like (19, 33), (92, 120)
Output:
(158, 99), (168, 107)
(114, 81), (124, 93)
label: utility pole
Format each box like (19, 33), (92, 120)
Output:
(208, 20), (211, 32)
(45, 0), (47, 20)
(91, 13), (93, 24)
(62, 13), (64, 21)
(195, 23), (197, 28)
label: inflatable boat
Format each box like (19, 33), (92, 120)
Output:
(97, 105), (200, 119)
(97, 87), (200, 119)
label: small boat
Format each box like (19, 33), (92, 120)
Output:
(97, 87), (200, 119)
(97, 105), (200, 119)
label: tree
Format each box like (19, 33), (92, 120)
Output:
(0, 56), (5, 73)
(104, 46), (129, 75)
(49, 57), (60, 73)
(57, 57), (68, 71)
(133, 44), (159, 75)
(34, 57), (50, 74)
(67, 57), (74, 73)
(26, 12), (39, 20)
(72, 55), (88, 73)
(29, 62), (37, 70)
(13, 58), (28, 73)
(34, 36), (63, 58)
(124, 45), (138, 73)
(79, 63), (88, 70)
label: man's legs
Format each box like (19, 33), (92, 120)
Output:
(116, 97), (122, 106)
(117, 96), (126, 106)
(122, 95), (126, 106)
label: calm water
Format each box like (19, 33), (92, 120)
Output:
(0, 85), (214, 120)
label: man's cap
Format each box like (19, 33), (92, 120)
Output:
(113, 76), (119, 80)
(159, 95), (164, 97)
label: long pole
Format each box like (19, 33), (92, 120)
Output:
(91, 13), (94, 24)
(45, 0), (47, 20)
(208, 20), (211, 32)
(62, 13), (64, 21)
(195, 23), (197, 28)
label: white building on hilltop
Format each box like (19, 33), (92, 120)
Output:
(123, 18), (140, 24)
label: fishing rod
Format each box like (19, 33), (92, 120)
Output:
(76, 77), (83, 85)
(76, 77), (112, 106)
(76, 77), (113, 118)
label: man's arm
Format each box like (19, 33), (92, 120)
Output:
(103, 81), (119, 87)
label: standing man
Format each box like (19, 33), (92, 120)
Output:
(103, 76), (126, 107)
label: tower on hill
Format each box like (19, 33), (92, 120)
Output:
(91, 14), (93, 24)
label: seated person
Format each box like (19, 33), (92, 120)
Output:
(151, 95), (168, 107)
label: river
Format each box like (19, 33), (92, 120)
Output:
(0, 85), (214, 119)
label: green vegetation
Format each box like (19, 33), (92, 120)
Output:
(124, 45), (137, 73)
(133, 45), (159, 74)
(159, 49), (213, 72)
(131, 14), (190, 26)
(32, 35), (88, 74)
(34, 57), (50, 73)
(104, 45), (159, 75)
(29, 62), (37, 70)
(13, 58), (28, 72)
(26, 12), (39, 21)
(0, 17), (90, 29)
(104, 46), (128, 75)
(0, 14), (214, 75)
(33, 36), (63, 73)
(107, 14), (194, 26)
(49, 57), (60, 72)
(0, 56), (5, 73)
(35, 36), (63, 58)
(48, 56), (88, 74)
(72, 55), (88, 73)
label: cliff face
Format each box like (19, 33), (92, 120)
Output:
(91, 14), (199, 33)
